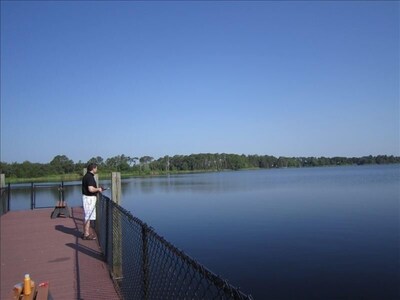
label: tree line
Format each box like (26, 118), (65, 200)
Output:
(0, 153), (399, 180)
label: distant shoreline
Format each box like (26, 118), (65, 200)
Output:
(3, 162), (399, 184)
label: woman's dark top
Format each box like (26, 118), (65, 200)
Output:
(82, 172), (97, 196)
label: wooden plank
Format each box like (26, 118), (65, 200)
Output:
(35, 282), (49, 300)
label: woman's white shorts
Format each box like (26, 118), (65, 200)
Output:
(82, 195), (97, 221)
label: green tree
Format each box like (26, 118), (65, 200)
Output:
(50, 155), (74, 174)
(87, 156), (104, 166)
(105, 154), (132, 171)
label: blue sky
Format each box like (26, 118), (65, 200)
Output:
(1, 1), (399, 163)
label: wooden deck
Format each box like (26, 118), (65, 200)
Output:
(0, 207), (120, 300)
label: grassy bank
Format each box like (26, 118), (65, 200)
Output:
(5, 174), (82, 184)
(4, 169), (227, 184)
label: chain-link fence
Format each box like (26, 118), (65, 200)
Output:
(96, 194), (253, 300)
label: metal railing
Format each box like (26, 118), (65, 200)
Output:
(96, 194), (253, 300)
(1, 182), (77, 211)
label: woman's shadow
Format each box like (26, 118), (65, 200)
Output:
(54, 207), (105, 300)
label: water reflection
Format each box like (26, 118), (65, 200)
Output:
(122, 165), (400, 299)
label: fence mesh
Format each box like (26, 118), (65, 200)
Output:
(96, 194), (253, 300)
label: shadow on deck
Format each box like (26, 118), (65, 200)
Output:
(0, 207), (120, 300)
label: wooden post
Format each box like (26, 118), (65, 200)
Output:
(0, 174), (5, 214)
(0, 174), (4, 201)
(0, 174), (5, 189)
(111, 172), (121, 205)
(111, 172), (123, 280)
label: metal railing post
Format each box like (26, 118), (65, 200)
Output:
(61, 181), (64, 202)
(0, 175), (5, 214)
(142, 225), (149, 300)
(31, 182), (34, 210)
(105, 197), (109, 262)
(7, 183), (11, 212)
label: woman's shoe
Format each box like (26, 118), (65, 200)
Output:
(82, 234), (97, 240)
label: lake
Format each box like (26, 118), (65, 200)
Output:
(7, 164), (400, 299)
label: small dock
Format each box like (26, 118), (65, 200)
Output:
(0, 207), (120, 300)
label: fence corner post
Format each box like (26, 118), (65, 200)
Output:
(0, 174), (5, 189)
(0, 174), (6, 214)
(111, 172), (123, 280)
(111, 172), (121, 205)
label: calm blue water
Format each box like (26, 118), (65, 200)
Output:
(121, 164), (400, 299)
(7, 164), (400, 299)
